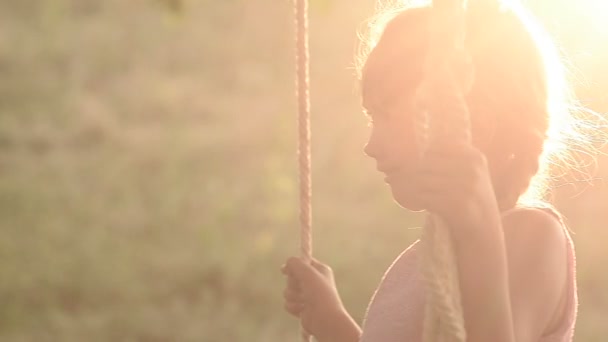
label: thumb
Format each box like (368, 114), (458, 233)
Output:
(310, 258), (332, 276)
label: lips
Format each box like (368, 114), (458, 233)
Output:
(378, 164), (403, 175)
(378, 165), (395, 173)
(380, 162), (415, 184)
(379, 166), (402, 183)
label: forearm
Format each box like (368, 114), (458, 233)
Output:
(453, 223), (515, 342)
(316, 308), (361, 342)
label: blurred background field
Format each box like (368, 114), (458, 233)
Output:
(0, 0), (607, 341)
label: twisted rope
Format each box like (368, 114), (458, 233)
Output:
(415, 0), (475, 341)
(295, 0), (312, 341)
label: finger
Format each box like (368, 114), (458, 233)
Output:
(423, 141), (478, 159)
(415, 165), (480, 194)
(284, 288), (304, 303)
(283, 259), (303, 291)
(285, 257), (318, 284)
(418, 155), (474, 178)
(426, 146), (485, 170)
(281, 258), (300, 275)
(410, 168), (472, 195)
(284, 302), (304, 317)
(283, 269), (301, 292)
(310, 258), (332, 276)
(425, 140), (474, 156)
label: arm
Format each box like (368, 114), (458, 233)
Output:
(452, 207), (567, 342)
(414, 143), (568, 342)
(318, 310), (361, 342)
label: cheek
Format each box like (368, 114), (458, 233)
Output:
(388, 124), (419, 164)
(367, 111), (419, 161)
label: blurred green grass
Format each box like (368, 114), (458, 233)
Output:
(0, 0), (606, 341)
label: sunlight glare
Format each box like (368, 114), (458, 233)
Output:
(578, 0), (608, 33)
(534, 0), (608, 34)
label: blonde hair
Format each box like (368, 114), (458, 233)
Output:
(356, 0), (606, 210)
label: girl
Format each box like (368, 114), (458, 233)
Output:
(282, 1), (595, 341)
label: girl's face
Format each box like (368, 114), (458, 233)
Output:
(363, 93), (425, 211)
(360, 11), (430, 211)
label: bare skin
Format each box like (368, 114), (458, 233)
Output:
(281, 93), (568, 341)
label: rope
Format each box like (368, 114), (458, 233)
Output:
(295, 0), (312, 341)
(415, 0), (475, 341)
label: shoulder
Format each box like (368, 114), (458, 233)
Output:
(501, 206), (567, 254)
(501, 206), (568, 290)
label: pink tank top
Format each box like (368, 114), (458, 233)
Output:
(360, 208), (578, 342)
